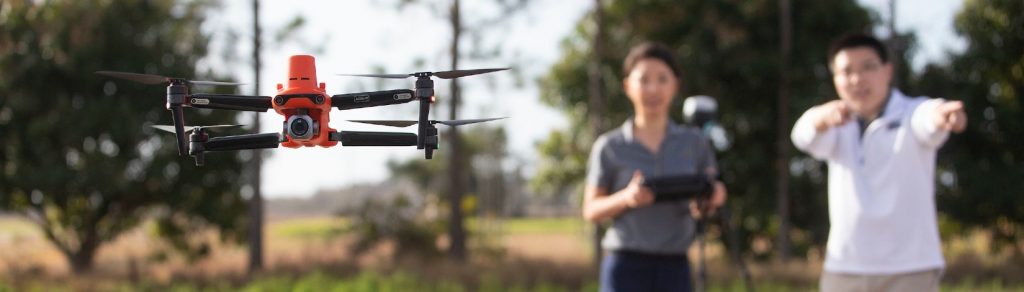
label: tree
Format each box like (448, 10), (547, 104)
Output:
(912, 0), (1024, 254)
(776, 0), (793, 260)
(534, 0), (874, 258)
(383, 125), (516, 254)
(249, 0), (264, 274)
(588, 0), (609, 269)
(391, 0), (530, 261)
(0, 0), (248, 273)
(447, 0), (468, 261)
(247, 0), (311, 273)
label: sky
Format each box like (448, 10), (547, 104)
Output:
(199, 0), (965, 199)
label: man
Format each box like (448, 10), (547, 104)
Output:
(791, 33), (967, 291)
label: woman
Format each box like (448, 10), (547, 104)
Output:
(583, 42), (727, 292)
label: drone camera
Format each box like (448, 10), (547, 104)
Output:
(284, 112), (319, 141)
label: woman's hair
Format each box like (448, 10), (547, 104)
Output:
(622, 42), (680, 78)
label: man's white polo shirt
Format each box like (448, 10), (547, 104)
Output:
(791, 89), (950, 275)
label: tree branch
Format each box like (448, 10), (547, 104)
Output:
(24, 205), (73, 259)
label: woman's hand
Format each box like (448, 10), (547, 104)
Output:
(690, 181), (727, 219)
(618, 170), (655, 208)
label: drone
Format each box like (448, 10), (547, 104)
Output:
(97, 55), (507, 166)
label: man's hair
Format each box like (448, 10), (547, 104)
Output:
(623, 42), (680, 78)
(828, 33), (890, 66)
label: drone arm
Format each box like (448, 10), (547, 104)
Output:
(328, 131), (418, 146)
(331, 89), (416, 110)
(203, 133), (281, 151)
(187, 94), (274, 112)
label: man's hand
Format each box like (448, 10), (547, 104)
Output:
(618, 170), (654, 208)
(691, 181), (727, 219)
(934, 100), (967, 133)
(813, 100), (852, 132)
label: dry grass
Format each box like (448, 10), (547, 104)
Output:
(0, 216), (1022, 291)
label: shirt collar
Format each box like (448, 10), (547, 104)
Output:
(880, 88), (908, 121)
(621, 117), (681, 143)
(859, 88), (906, 121)
(858, 88), (909, 134)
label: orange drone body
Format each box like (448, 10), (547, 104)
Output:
(272, 55), (338, 148)
(95, 55), (508, 166)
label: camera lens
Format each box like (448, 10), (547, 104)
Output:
(290, 118), (309, 136)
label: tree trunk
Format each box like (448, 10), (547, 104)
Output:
(69, 250), (96, 274)
(588, 0), (607, 271)
(447, 0), (468, 262)
(776, 0), (793, 261)
(68, 235), (100, 274)
(888, 0), (900, 88)
(248, 0), (264, 273)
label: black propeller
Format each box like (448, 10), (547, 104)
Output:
(338, 68), (509, 80)
(341, 67), (508, 160)
(348, 117), (507, 128)
(152, 124), (244, 133)
(96, 71), (244, 86)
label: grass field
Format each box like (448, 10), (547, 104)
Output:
(268, 217), (349, 239)
(491, 217), (584, 235)
(1, 216), (1023, 291)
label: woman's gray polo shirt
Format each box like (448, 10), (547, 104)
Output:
(586, 118), (718, 255)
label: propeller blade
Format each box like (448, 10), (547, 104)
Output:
(433, 68), (509, 79)
(96, 71), (244, 86)
(152, 124), (244, 133)
(337, 68), (508, 80)
(337, 73), (411, 79)
(152, 125), (178, 133)
(434, 117), (507, 126)
(348, 117), (507, 128)
(188, 80), (246, 86)
(347, 120), (419, 128)
(96, 71), (168, 85)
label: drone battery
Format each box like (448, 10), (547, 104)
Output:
(642, 174), (713, 203)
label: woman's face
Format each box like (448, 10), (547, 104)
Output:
(623, 58), (678, 116)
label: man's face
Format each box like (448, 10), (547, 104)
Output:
(831, 47), (892, 118)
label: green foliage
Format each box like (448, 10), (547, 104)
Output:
(378, 125), (518, 261)
(343, 195), (444, 260)
(387, 125), (514, 214)
(0, 0), (248, 271)
(530, 129), (589, 198)
(911, 0), (1024, 249)
(388, 126), (508, 188)
(534, 0), (873, 257)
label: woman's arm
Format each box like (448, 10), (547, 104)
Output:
(583, 171), (654, 223)
(690, 180), (728, 219)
